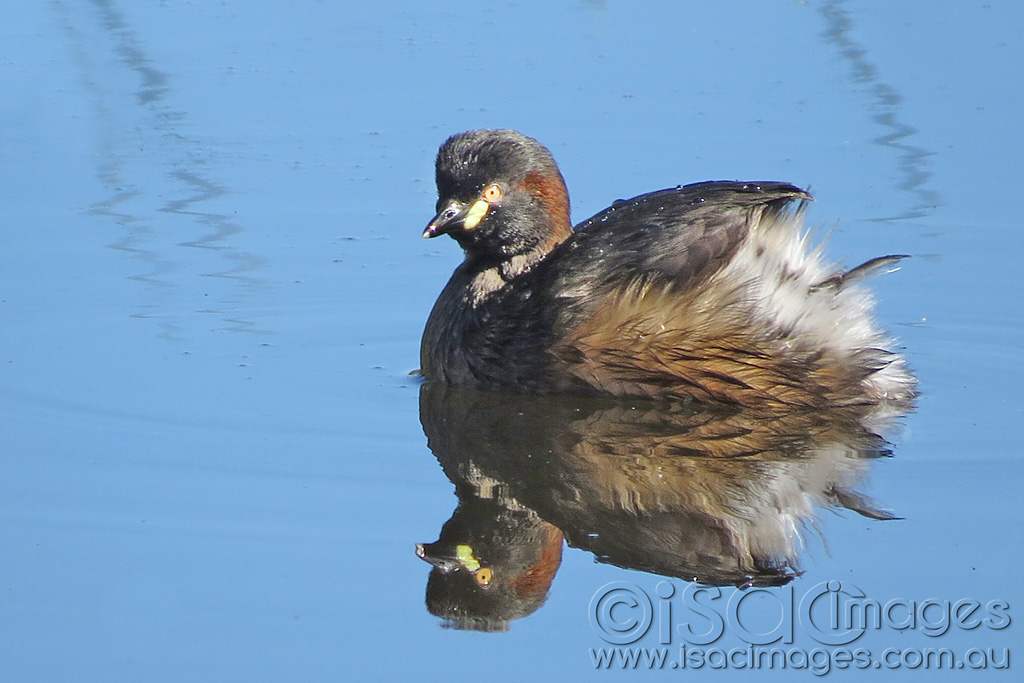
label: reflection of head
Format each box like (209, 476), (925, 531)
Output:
(417, 382), (910, 624)
(417, 497), (563, 632)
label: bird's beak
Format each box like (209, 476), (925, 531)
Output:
(422, 199), (490, 238)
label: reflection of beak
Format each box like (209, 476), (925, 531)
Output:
(415, 542), (460, 573)
(415, 542), (484, 573)
(422, 200), (489, 238)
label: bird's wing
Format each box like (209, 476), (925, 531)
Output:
(551, 181), (811, 300)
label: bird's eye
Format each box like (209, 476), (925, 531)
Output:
(474, 567), (493, 588)
(482, 184), (502, 202)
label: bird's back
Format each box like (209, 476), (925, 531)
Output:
(545, 181), (810, 331)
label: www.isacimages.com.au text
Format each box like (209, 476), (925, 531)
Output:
(589, 645), (1009, 674)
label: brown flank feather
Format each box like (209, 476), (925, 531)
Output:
(552, 277), (876, 409)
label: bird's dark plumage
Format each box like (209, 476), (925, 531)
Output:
(420, 129), (915, 412)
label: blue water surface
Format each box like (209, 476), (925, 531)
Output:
(1, 1), (1021, 681)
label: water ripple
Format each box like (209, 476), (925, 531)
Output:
(53, 0), (271, 338)
(821, 0), (942, 222)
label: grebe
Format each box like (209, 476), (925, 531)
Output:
(420, 129), (915, 410)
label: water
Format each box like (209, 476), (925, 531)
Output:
(2, 1), (1020, 680)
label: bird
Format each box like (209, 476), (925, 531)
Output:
(419, 129), (916, 411)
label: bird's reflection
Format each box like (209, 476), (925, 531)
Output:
(416, 382), (909, 632)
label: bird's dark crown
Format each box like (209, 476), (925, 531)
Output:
(436, 129), (561, 199)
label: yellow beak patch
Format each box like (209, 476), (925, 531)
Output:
(462, 200), (490, 231)
(455, 544), (482, 571)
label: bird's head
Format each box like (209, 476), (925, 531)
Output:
(423, 129), (572, 261)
